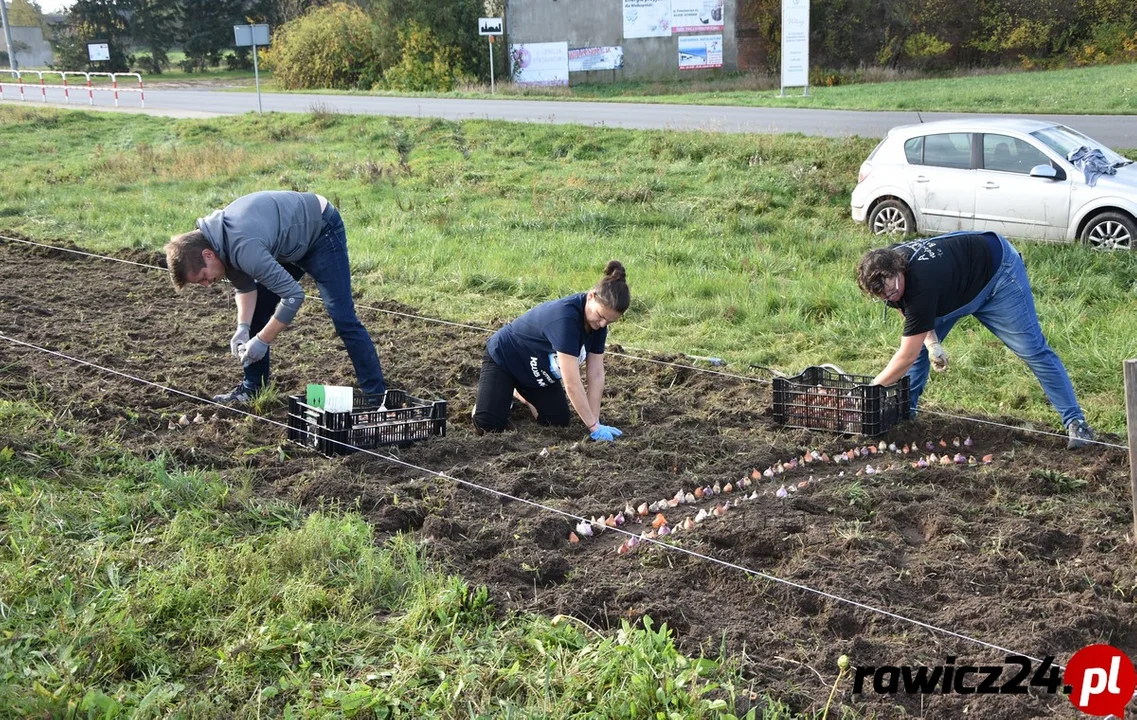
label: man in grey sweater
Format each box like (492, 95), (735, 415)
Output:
(165, 190), (387, 403)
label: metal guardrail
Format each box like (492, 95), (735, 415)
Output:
(0, 70), (144, 107)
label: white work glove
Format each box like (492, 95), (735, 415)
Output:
(229, 323), (251, 358)
(926, 342), (949, 373)
(239, 336), (270, 365)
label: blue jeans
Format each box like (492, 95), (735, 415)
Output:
(242, 205), (387, 397)
(906, 234), (1084, 427)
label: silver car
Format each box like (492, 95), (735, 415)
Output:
(851, 118), (1137, 249)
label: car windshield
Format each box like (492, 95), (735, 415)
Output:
(1031, 125), (1131, 165)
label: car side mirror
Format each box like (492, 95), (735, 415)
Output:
(1030, 164), (1059, 180)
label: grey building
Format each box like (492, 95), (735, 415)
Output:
(1, 3), (55, 68)
(506, 0), (738, 83)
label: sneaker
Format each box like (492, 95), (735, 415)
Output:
(1066, 419), (1095, 450)
(213, 384), (257, 405)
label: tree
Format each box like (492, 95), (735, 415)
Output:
(179, 0), (251, 71)
(365, 0), (492, 81)
(128, 0), (177, 73)
(7, 0), (45, 27)
(50, 0), (132, 71)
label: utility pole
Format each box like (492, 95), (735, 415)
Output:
(0, 0), (19, 71)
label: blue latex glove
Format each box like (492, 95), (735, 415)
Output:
(589, 423), (623, 442)
(229, 323), (251, 358)
(239, 336), (270, 365)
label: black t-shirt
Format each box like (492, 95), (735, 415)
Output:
(886, 232), (1003, 336)
(487, 293), (608, 388)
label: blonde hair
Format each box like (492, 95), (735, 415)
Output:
(164, 230), (211, 291)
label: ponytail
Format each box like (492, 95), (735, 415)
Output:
(592, 260), (630, 312)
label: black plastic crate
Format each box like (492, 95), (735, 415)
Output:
(286, 389), (447, 456)
(772, 366), (910, 436)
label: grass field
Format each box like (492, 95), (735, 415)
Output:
(0, 103), (1133, 717)
(1, 104), (1133, 432)
(239, 63), (1137, 116)
(490, 63), (1137, 114)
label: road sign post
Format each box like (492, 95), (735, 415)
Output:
(234, 24), (270, 113)
(478, 17), (503, 94)
(0, 0), (18, 71)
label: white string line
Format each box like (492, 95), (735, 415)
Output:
(0, 234), (770, 385)
(0, 330), (1063, 669)
(921, 408), (1126, 451)
(1, 234), (1125, 451)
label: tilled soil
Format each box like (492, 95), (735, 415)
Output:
(1, 237), (1134, 719)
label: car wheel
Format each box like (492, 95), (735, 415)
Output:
(1081, 211), (1136, 251)
(868, 199), (916, 236)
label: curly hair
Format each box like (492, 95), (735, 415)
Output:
(856, 247), (908, 297)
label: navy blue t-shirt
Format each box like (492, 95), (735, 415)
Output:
(487, 293), (608, 388)
(886, 232), (1002, 336)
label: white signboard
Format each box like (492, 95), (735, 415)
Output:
(781, 0), (810, 89)
(568, 46), (625, 72)
(671, 0), (724, 33)
(678, 34), (723, 70)
(87, 43), (110, 62)
(510, 42), (569, 86)
(479, 17), (503, 36)
(623, 0), (671, 38)
(234, 24), (270, 47)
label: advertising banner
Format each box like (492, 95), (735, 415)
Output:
(678, 34), (723, 70)
(671, 0), (724, 33)
(781, 0), (810, 89)
(568, 46), (625, 72)
(623, 0), (671, 38)
(510, 42), (570, 86)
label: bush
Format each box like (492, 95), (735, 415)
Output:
(382, 21), (469, 92)
(261, 3), (384, 90)
(224, 49), (254, 71)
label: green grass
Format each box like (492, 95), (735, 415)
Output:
(0, 398), (777, 718)
(231, 63), (1137, 115)
(0, 104), (1134, 435)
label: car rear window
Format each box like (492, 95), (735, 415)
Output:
(903, 137), (923, 164)
(922, 133), (972, 169)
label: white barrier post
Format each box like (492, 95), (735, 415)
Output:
(34, 71), (46, 102)
(134, 73), (144, 107)
(85, 72), (93, 105)
(17, 70), (25, 101)
(58, 71), (69, 103)
(110, 73), (119, 106)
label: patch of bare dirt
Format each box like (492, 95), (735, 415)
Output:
(1, 238), (1133, 719)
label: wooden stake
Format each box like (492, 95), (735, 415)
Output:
(1125, 359), (1137, 543)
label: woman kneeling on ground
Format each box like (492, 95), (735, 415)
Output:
(472, 261), (630, 441)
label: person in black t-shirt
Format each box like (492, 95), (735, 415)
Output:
(856, 231), (1095, 450)
(472, 261), (630, 441)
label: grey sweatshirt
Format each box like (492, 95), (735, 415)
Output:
(196, 191), (324, 324)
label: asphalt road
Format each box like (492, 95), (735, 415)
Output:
(3, 85), (1136, 147)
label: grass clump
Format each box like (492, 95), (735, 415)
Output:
(0, 399), (771, 718)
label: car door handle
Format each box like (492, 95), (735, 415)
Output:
(983, 182), (999, 189)
(916, 176), (930, 183)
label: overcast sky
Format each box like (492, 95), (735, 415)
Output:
(36, 0), (72, 15)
